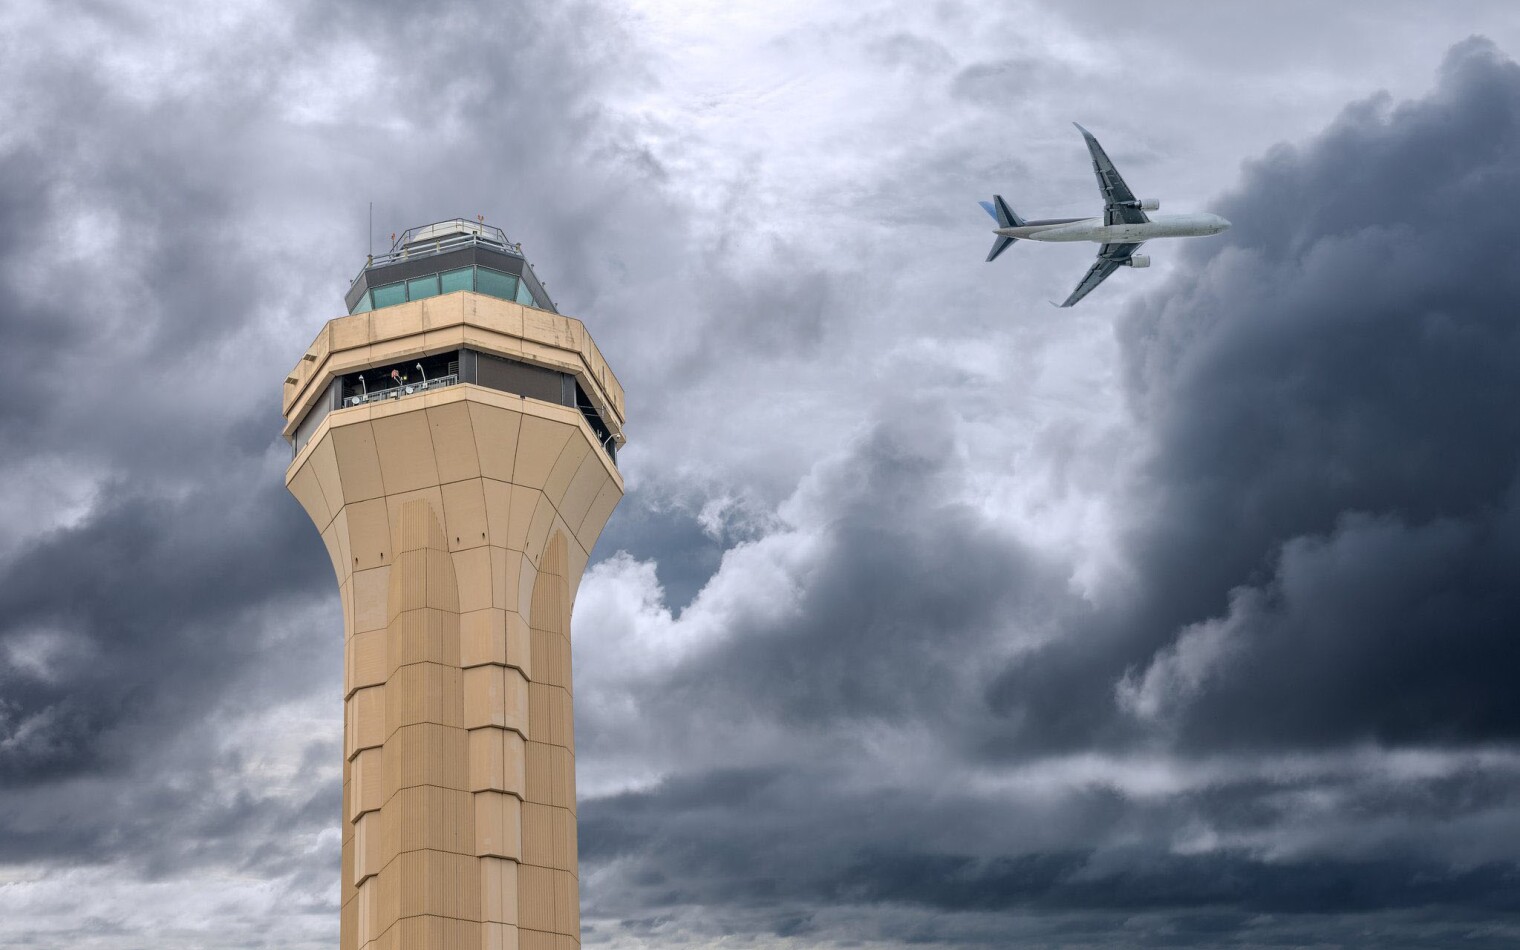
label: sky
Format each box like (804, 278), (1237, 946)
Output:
(3, 1), (1520, 947)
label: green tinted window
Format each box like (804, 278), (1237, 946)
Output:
(440, 267), (474, 294)
(515, 279), (536, 308)
(350, 291), (373, 314)
(407, 274), (439, 301)
(476, 267), (519, 302)
(372, 282), (406, 308)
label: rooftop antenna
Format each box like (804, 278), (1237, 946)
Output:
(368, 201), (373, 259)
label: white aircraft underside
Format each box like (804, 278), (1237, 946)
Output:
(982, 124), (1230, 307)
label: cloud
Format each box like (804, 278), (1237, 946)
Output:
(5, 0), (1520, 947)
(569, 34), (1520, 946)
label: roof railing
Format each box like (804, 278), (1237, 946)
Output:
(350, 226), (526, 287)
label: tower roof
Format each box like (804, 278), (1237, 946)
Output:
(344, 217), (558, 315)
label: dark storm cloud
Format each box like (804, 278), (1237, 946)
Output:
(579, 759), (1520, 946)
(8, 0), (1520, 945)
(660, 401), (1077, 727)
(989, 36), (1520, 751)
(0, 480), (328, 782)
(569, 36), (1520, 948)
(0, 0), (643, 888)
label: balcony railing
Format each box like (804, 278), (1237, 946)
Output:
(343, 374), (459, 408)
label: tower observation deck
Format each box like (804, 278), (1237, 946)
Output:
(282, 218), (626, 950)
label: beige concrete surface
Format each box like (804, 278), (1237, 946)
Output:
(287, 293), (623, 950)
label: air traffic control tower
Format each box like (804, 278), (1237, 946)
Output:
(282, 219), (626, 950)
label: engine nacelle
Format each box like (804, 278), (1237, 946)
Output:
(1138, 198), (1160, 211)
(1126, 254), (1151, 268)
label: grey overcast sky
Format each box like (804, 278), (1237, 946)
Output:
(4, 2), (1520, 948)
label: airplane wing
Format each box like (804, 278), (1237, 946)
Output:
(1057, 242), (1143, 308)
(1074, 123), (1149, 226)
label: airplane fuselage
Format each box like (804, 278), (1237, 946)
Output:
(997, 211), (1230, 244)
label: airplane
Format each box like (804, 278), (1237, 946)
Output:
(981, 123), (1230, 307)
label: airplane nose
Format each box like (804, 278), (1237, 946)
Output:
(1215, 215), (1231, 231)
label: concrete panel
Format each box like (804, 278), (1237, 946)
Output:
(371, 410), (439, 494)
(368, 301), (422, 346)
(309, 433), (346, 515)
(387, 550), (429, 616)
(384, 662), (464, 734)
(480, 857), (520, 925)
(553, 806), (575, 872)
(464, 665), (528, 735)
(375, 915), (480, 950)
(552, 871), (578, 938)
(524, 741), (553, 805)
(350, 747), (384, 821)
(453, 547), (493, 613)
(556, 454), (606, 542)
(330, 312), (372, 351)
(347, 629), (387, 698)
(473, 295), (525, 340)
(383, 487), (445, 558)
(332, 508), (354, 590)
(386, 608), (459, 673)
(460, 609), (507, 669)
(352, 567), (390, 633)
(523, 497), (556, 569)
(541, 437), (591, 509)
(289, 462), (333, 533)
(319, 519), (346, 584)
(474, 790), (522, 859)
(505, 611), (531, 679)
(491, 546), (522, 613)
(384, 723), (470, 796)
(520, 802), (554, 868)
(347, 686), (385, 758)
(575, 481), (621, 552)
(347, 499), (391, 572)
(517, 864), (556, 933)
(377, 848), (481, 922)
(483, 922), (520, 950)
(354, 811), (381, 885)
(426, 548), (462, 612)
(564, 535), (589, 606)
(528, 629), (563, 690)
(354, 877), (379, 949)
(441, 479), (488, 552)
(381, 785), (474, 860)
(504, 484), (539, 554)
(512, 417), (574, 490)
(332, 421), (386, 503)
(468, 726), (505, 794)
(425, 402), (481, 484)
(459, 608), (507, 665)
(469, 403), (524, 483)
(548, 744), (572, 809)
(470, 727), (527, 798)
(481, 478), (514, 548)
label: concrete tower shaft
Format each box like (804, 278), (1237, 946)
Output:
(282, 235), (625, 950)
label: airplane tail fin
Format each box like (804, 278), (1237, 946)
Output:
(980, 195), (1026, 228)
(980, 194), (1024, 262)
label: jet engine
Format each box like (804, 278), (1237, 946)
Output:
(1138, 198), (1160, 210)
(1125, 255), (1151, 268)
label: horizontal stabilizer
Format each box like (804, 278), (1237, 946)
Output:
(986, 234), (1016, 262)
